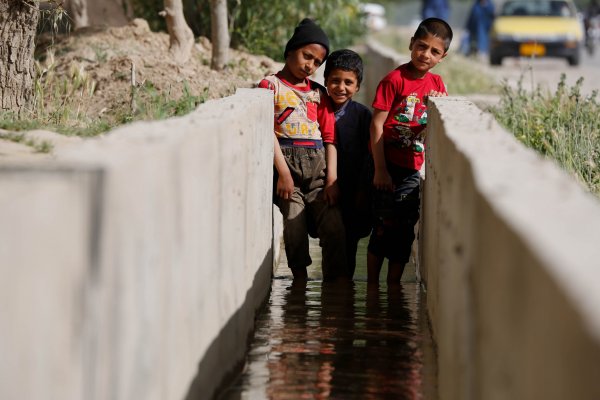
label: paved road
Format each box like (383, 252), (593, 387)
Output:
(484, 49), (600, 96)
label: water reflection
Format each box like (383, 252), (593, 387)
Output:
(219, 278), (436, 399)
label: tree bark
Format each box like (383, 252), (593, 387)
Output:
(67, 0), (89, 29)
(210, 0), (230, 71)
(121, 0), (134, 19)
(0, 0), (39, 113)
(163, 0), (194, 64)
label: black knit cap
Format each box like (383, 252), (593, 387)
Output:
(284, 18), (330, 60)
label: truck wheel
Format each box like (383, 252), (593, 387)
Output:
(567, 53), (580, 66)
(490, 54), (502, 66)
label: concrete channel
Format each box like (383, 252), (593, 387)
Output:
(217, 238), (438, 399)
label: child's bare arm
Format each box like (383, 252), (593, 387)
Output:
(370, 109), (393, 191)
(323, 143), (340, 205)
(274, 136), (294, 200)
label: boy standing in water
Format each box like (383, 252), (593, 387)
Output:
(323, 49), (372, 278)
(259, 18), (347, 281)
(368, 18), (453, 284)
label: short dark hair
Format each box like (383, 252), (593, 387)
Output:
(414, 18), (453, 51)
(323, 49), (364, 84)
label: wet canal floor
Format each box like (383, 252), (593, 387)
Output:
(218, 238), (438, 399)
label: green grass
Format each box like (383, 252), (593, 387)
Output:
(490, 75), (600, 196)
(132, 81), (208, 121)
(0, 130), (54, 154)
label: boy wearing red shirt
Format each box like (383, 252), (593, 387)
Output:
(368, 18), (453, 285)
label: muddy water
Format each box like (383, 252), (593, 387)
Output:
(219, 239), (437, 399)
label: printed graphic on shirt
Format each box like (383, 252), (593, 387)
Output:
(259, 75), (336, 143)
(390, 92), (428, 152)
(395, 94), (419, 123)
(270, 80), (321, 139)
(277, 107), (295, 125)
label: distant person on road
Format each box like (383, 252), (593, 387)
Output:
(368, 18), (452, 285)
(422, 0), (450, 22)
(584, 0), (600, 54)
(258, 18), (347, 282)
(323, 49), (373, 279)
(462, 0), (495, 57)
(587, 0), (600, 17)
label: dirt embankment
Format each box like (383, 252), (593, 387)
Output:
(0, 18), (283, 158)
(36, 18), (281, 119)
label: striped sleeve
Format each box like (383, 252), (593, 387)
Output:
(258, 78), (275, 91)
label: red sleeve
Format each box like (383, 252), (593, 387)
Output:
(372, 71), (399, 111)
(258, 78), (275, 90)
(317, 90), (336, 144)
(438, 75), (448, 95)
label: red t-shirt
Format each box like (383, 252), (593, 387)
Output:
(258, 73), (336, 144)
(372, 63), (446, 170)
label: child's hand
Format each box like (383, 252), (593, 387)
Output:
(324, 180), (340, 205)
(426, 89), (447, 99)
(277, 173), (295, 200)
(373, 169), (393, 192)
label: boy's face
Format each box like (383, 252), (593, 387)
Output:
(325, 69), (359, 107)
(409, 33), (447, 74)
(285, 44), (327, 81)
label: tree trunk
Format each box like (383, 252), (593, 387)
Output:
(163, 0), (194, 64)
(67, 0), (89, 29)
(121, 0), (134, 19)
(0, 0), (39, 113)
(210, 0), (229, 71)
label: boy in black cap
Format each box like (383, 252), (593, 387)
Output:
(258, 18), (347, 282)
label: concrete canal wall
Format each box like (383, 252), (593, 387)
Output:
(363, 42), (600, 400)
(421, 97), (600, 400)
(0, 89), (275, 400)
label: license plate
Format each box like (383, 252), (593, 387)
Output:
(520, 43), (546, 56)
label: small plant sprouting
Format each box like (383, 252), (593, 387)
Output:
(92, 45), (109, 63)
(0, 130), (53, 154)
(37, 0), (71, 44)
(34, 140), (54, 153)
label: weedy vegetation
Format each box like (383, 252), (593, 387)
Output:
(491, 74), (600, 196)
(0, 131), (54, 154)
(0, 0), (209, 150)
(0, 58), (207, 139)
